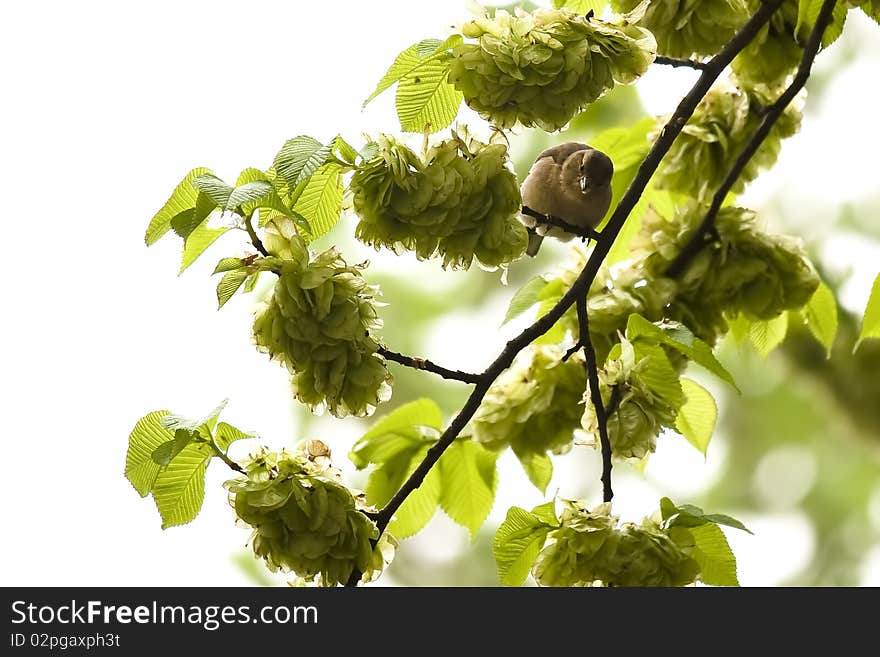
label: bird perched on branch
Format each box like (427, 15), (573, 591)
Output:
(520, 142), (614, 257)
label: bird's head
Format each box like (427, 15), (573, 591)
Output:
(576, 148), (614, 193)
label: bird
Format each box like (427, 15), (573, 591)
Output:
(519, 142), (614, 257)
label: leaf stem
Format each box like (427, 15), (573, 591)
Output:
(377, 346), (482, 384)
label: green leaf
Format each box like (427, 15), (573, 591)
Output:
(726, 313), (751, 345)
(350, 398), (443, 468)
(493, 507), (556, 587)
(216, 269), (249, 308)
(332, 135), (359, 165)
(151, 429), (194, 466)
(501, 276), (546, 326)
(796, 0), (848, 48)
(553, 0), (609, 14)
(293, 162), (343, 240)
(192, 173), (233, 208)
(145, 167), (213, 246)
(170, 192), (217, 240)
(439, 440), (498, 537)
(227, 181), (273, 211)
(179, 223), (230, 273)
(273, 136), (332, 191)
(215, 422), (258, 451)
(533, 279), (569, 346)
(234, 168), (294, 219)
(589, 117), (655, 170)
(151, 443), (213, 529)
(675, 378), (717, 457)
(856, 272), (880, 351)
(801, 280), (837, 357)
(530, 500), (559, 525)
(396, 61), (462, 133)
(388, 464), (442, 539)
(244, 271), (260, 293)
(626, 314), (738, 391)
(661, 497), (752, 534)
(365, 450), (420, 507)
(161, 399), (228, 435)
(125, 410), (173, 496)
(633, 341), (683, 408)
(519, 452), (553, 494)
(364, 37), (454, 106)
(213, 257), (246, 274)
(861, 2), (880, 24)
(690, 523), (739, 586)
(748, 313), (788, 358)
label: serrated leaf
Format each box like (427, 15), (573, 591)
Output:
(192, 173), (233, 208)
(802, 280), (837, 357)
(350, 398), (443, 468)
(727, 313), (751, 345)
(151, 429), (194, 466)
(213, 257), (246, 274)
(125, 410), (173, 496)
(151, 442), (213, 529)
(365, 450), (419, 507)
(493, 506), (555, 587)
(145, 167), (213, 246)
(589, 117), (655, 170)
(856, 272), (880, 351)
(227, 181), (273, 211)
(749, 314), (788, 358)
(162, 399), (228, 435)
(796, 0), (848, 48)
(396, 64), (462, 133)
(235, 168), (294, 219)
(502, 276), (546, 326)
(170, 192), (217, 240)
(533, 279), (569, 346)
(180, 223), (230, 274)
(273, 136), (330, 191)
(675, 378), (717, 457)
(388, 464), (441, 539)
(333, 135), (359, 165)
(293, 162), (343, 240)
(364, 37), (453, 106)
(244, 271), (260, 293)
(627, 314), (738, 391)
(215, 422), (257, 451)
(690, 523), (739, 586)
(217, 269), (249, 308)
(633, 341), (683, 408)
(519, 452), (553, 494)
(439, 440), (498, 538)
(530, 500), (559, 526)
(661, 497), (752, 534)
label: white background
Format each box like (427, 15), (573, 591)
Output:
(1, 1), (879, 586)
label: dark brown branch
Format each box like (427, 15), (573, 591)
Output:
(243, 214), (269, 257)
(654, 56), (710, 71)
(666, 0), (838, 278)
(521, 206), (602, 241)
(575, 293), (614, 502)
(346, 0), (783, 586)
(377, 346), (481, 385)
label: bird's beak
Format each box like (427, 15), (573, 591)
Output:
(579, 176), (591, 192)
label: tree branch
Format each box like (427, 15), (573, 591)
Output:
(666, 0), (838, 278)
(654, 56), (710, 71)
(521, 205), (602, 241)
(575, 293), (614, 502)
(346, 0), (783, 586)
(377, 346), (482, 385)
(243, 214), (269, 257)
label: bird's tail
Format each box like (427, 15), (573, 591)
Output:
(526, 230), (543, 257)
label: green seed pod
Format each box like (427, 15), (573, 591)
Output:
(533, 501), (700, 587)
(350, 133), (526, 269)
(655, 82), (802, 201)
(252, 241), (392, 417)
(732, 0), (801, 88)
(612, 0), (749, 59)
(471, 345), (587, 459)
(225, 445), (394, 586)
(581, 339), (680, 460)
(448, 7), (656, 131)
(632, 203), (819, 330)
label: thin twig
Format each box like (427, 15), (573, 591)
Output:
(521, 205), (602, 241)
(243, 213), (269, 257)
(377, 346), (482, 385)
(209, 441), (245, 474)
(346, 0), (783, 586)
(654, 56), (710, 71)
(666, 0), (838, 278)
(575, 293), (614, 502)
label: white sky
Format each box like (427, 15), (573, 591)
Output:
(1, 1), (879, 587)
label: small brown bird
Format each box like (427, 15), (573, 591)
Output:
(520, 143), (614, 257)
